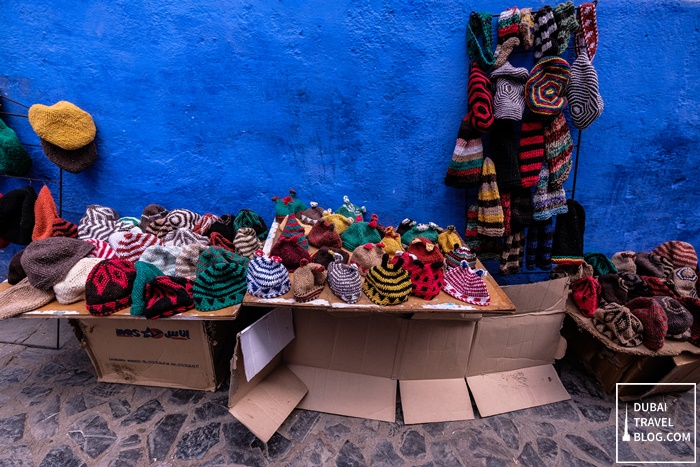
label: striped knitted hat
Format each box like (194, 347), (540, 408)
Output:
(526, 57), (571, 117)
(311, 247), (349, 269)
(246, 250), (291, 298)
(164, 209), (201, 232)
(209, 231), (237, 253)
(117, 217), (140, 229)
(321, 213), (354, 235)
(500, 229), (526, 275)
(494, 7), (521, 69)
(341, 214), (383, 252)
(544, 113), (573, 188)
(193, 213), (221, 236)
(0, 186), (37, 245)
(381, 226), (404, 256)
(78, 205), (119, 242)
(163, 228), (210, 248)
(445, 245), (477, 271)
(467, 65), (494, 133)
(651, 241), (698, 271)
(308, 220), (343, 249)
(110, 232), (162, 263)
(193, 259), (248, 310)
(519, 8), (535, 50)
(533, 5), (557, 60)
(445, 119), (484, 188)
(490, 119), (522, 190)
(140, 204), (168, 235)
(327, 253), (362, 303)
(53, 257), (103, 304)
(477, 157), (504, 237)
(577, 3), (599, 62)
(401, 222), (440, 247)
(269, 235), (312, 272)
(592, 303), (643, 347)
(363, 254), (412, 306)
(86, 238), (118, 259)
(568, 53), (604, 130)
(0, 278), (55, 321)
(406, 237), (444, 265)
(130, 261), (164, 316)
(298, 202), (327, 226)
(437, 225), (462, 254)
(195, 247), (246, 277)
(207, 214), (235, 241)
(85, 259), (137, 316)
(490, 63), (529, 121)
(553, 1), (579, 55)
(21, 237), (96, 291)
(350, 243), (386, 276)
(143, 276), (194, 319)
(519, 115), (545, 188)
(280, 214), (308, 249)
(174, 243), (207, 279)
(233, 227), (261, 259)
(467, 11), (495, 70)
(532, 163), (568, 221)
(139, 245), (181, 276)
(627, 297), (669, 351)
(443, 261), (490, 306)
(292, 260), (327, 303)
(51, 218), (79, 239)
(336, 195), (366, 221)
(464, 205), (481, 251)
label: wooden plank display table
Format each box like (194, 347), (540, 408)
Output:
(243, 218), (516, 314)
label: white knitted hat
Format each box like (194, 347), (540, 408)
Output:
(53, 257), (103, 304)
(0, 278), (55, 320)
(139, 244), (182, 275)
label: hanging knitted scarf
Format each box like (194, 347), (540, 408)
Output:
(467, 12), (495, 70)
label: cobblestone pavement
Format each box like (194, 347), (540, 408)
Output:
(0, 318), (695, 466)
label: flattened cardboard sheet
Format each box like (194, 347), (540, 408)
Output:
(467, 365), (570, 417)
(501, 277), (568, 314)
(399, 378), (474, 424)
(239, 307), (294, 381)
(288, 364), (396, 422)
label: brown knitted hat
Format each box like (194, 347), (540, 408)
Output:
(269, 235), (312, 272)
(592, 303), (644, 347)
(293, 259), (327, 302)
(0, 278), (56, 320)
(308, 220), (343, 249)
(7, 249), (27, 285)
(310, 247), (349, 269)
(350, 243), (386, 276)
(611, 251), (637, 274)
(20, 237), (95, 290)
(40, 138), (97, 174)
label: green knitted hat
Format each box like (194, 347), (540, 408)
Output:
(401, 222), (440, 247)
(341, 214), (382, 252)
(193, 260), (248, 310)
(583, 252), (618, 277)
(272, 190), (308, 223)
(336, 195), (367, 221)
(280, 214), (308, 249)
(0, 119), (32, 176)
(233, 209), (268, 240)
(130, 261), (164, 316)
(196, 246), (247, 278)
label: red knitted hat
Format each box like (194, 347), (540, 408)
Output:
(113, 232), (162, 263)
(577, 3), (598, 62)
(641, 276), (677, 298)
(518, 115), (545, 188)
(406, 238), (444, 264)
(269, 235), (312, 272)
(85, 259), (137, 316)
(143, 276), (194, 319)
(467, 65), (494, 133)
(408, 258), (445, 301)
(209, 231), (236, 253)
(627, 297), (669, 351)
(279, 214), (309, 249)
(442, 261), (490, 306)
(571, 276), (600, 317)
(651, 241), (698, 271)
(308, 220), (343, 249)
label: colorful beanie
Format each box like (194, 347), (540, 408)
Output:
(143, 276), (194, 319)
(445, 245), (477, 270)
(544, 113), (573, 188)
(671, 267), (698, 298)
(401, 222), (440, 247)
(174, 243), (207, 280)
(477, 157), (504, 237)
(308, 220), (343, 249)
(272, 191), (300, 223)
(78, 205), (119, 242)
(53, 257), (102, 305)
(311, 247), (350, 269)
(443, 260), (490, 306)
(381, 226), (404, 256)
(651, 241), (698, 271)
(407, 237), (445, 265)
(641, 275), (677, 298)
(292, 260), (327, 303)
(571, 276), (601, 317)
(401, 254), (444, 301)
(466, 11), (495, 70)
(162, 228), (210, 248)
(195, 246), (246, 278)
(341, 214), (383, 252)
(279, 214), (308, 249)
(139, 244), (181, 276)
(578, 3), (599, 62)
(518, 115), (546, 188)
(246, 250), (291, 298)
(500, 229), (526, 275)
(111, 232), (162, 263)
(467, 65), (494, 133)
(551, 199), (585, 265)
(445, 119), (484, 188)
(232, 227), (261, 259)
(269, 235), (312, 272)
(635, 252), (668, 278)
(519, 8), (535, 50)
(192, 213), (220, 236)
(526, 57), (572, 117)
(0, 278), (55, 320)
(350, 243), (386, 275)
(322, 213), (354, 235)
(363, 254), (413, 306)
(209, 231), (236, 253)
(0, 186), (37, 245)
(533, 5), (557, 60)
(130, 261), (164, 316)
(653, 296), (693, 337)
(298, 202), (328, 226)
(627, 297), (669, 351)
(611, 251), (637, 274)
(490, 63), (529, 120)
(85, 259), (137, 316)
(553, 1), (579, 55)
(568, 53), (604, 130)
(532, 163), (568, 221)
(592, 303), (643, 347)
(437, 226), (462, 254)
(0, 119), (32, 177)
(21, 237), (95, 290)
(193, 260), (248, 311)
(493, 7), (521, 69)
(335, 195), (366, 221)
(490, 119), (522, 190)
(233, 209), (269, 240)
(583, 252), (617, 276)
(327, 253), (363, 303)
(86, 238), (118, 259)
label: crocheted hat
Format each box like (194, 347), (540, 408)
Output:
(381, 226), (404, 256)
(40, 138), (97, 174)
(526, 57), (572, 117)
(592, 303), (643, 347)
(341, 214), (383, 252)
(533, 5), (557, 60)
(518, 115), (545, 189)
(627, 297), (669, 351)
(308, 220), (343, 249)
(467, 65), (494, 132)
(571, 276), (601, 317)
(110, 232), (162, 263)
(634, 253), (668, 278)
(362, 254), (412, 306)
(163, 209), (201, 232)
(544, 113), (573, 188)
(269, 235), (312, 272)
(568, 53), (604, 130)
(85, 238), (118, 260)
(233, 227), (262, 259)
(493, 7), (521, 69)
(437, 226), (462, 254)
(140, 204), (168, 235)
(78, 205), (119, 242)
(8, 249), (27, 285)
(292, 260), (327, 303)
(193, 259), (248, 310)
(139, 245), (181, 276)
(21, 237), (95, 291)
(406, 237), (445, 265)
(162, 228), (210, 248)
(322, 213), (354, 235)
(406, 256), (444, 301)
(490, 63), (529, 120)
(445, 245), (477, 270)
(467, 12), (495, 70)
(85, 259), (137, 316)
(174, 243), (207, 279)
(279, 214), (308, 249)
(209, 231), (236, 253)
(611, 251), (637, 274)
(443, 260), (490, 306)
(0, 186), (37, 245)
(310, 247), (350, 269)
(298, 202), (328, 226)
(53, 257), (103, 304)
(551, 199), (585, 265)
(0, 119), (32, 177)
(477, 157), (504, 237)
(327, 253), (363, 303)
(192, 213), (221, 236)
(28, 101), (96, 150)
(651, 241), (698, 271)
(350, 243), (386, 276)
(401, 222), (440, 247)
(206, 214), (235, 241)
(130, 261), (164, 316)
(671, 267), (697, 298)
(445, 119), (484, 188)
(336, 196), (366, 221)
(519, 8), (535, 50)
(553, 1), (579, 55)
(195, 246), (246, 277)
(246, 250), (291, 298)
(490, 119), (522, 189)
(654, 296), (693, 337)
(578, 3), (599, 62)
(0, 278), (55, 321)
(396, 218), (416, 236)
(532, 163), (568, 221)
(143, 276), (194, 319)
(233, 209), (268, 240)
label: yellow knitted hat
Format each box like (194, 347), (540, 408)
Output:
(381, 226), (404, 257)
(321, 213), (354, 235)
(28, 101), (96, 150)
(437, 225), (463, 254)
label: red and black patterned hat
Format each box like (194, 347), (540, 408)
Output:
(86, 259), (137, 316)
(143, 276), (194, 319)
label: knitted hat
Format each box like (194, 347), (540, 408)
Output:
(279, 215), (308, 249)
(327, 253), (363, 303)
(641, 275), (677, 298)
(192, 213), (221, 236)
(651, 241), (698, 270)
(195, 246), (247, 278)
(490, 119), (522, 189)
(445, 245), (477, 270)
(627, 297), (669, 351)
(336, 196), (366, 221)
(532, 163), (568, 221)
(292, 260), (327, 303)
(568, 53), (604, 130)
(396, 218), (416, 236)
(162, 228), (210, 248)
(525, 219), (554, 270)
(209, 231), (237, 253)
(553, 1), (579, 55)
(85, 259), (137, 316)
(598, 273), (629, 306)
(653, 296), (693, 337)
(467, 65), (494, 133)
(308, 220), (342, 249)
(550, 261), (594, 283)
(246, 250), (291, 298)
(143, 276), (194, 319)
(0, 186), (37, 245)
(350, 243), (386, 275)
(85, 238), (118, 259)
(111, 232), (162, 262)
(362, 254), (412, 306)
(533, 6), (557, 60)
(493, 7), (521, 69)
(526, 57), (572, 117)
(321, 213), (354, 235)
(140, 204), (168, 232)
(298, 202), (327, 226)
(130, 261), (164, 316)
(679, 297), (700, 346)
(381, 226), (404, 256)
(139, 245), (181, 276)
(444, 119), (484, 188)
(551, 199), (585, 265)
(115, 218), (141, 234)
(206, 213), (235, 241)
(490, 63), (529, 120)
(544, 113), (573, 188)
(671, 267), (698, 298)
(341, 214), (383, 252)
(78, 205), (119, 242)
(40, 138), (97, 174)
(571, 276), (601, 317)
(21, 237), (95, 290)
(308, 247), (346, 268)
(508, 190), (532, 228)
(519, 8), (535, 50)
(501, 192), (512, 237)
(578, 3), (599, 62)
(7, 249), (27, 285)
(269, 235), (312, 272)
(53, 257), (102, 304)
(437, 226), (462, 254)
(518, 115), (546, 188)
(583, 252), (617, 276)
(443, 260), (490, 306)
(401, 254), (444, 301)
(592, 303), (644, 347)
(477, 157), (504, 237)
(233, 227), (261, 259)
(272, 193), (296, 223)
(51, 218), (79, 239)
(163, 208), (201, 232)
(174, 243), (207, 279)
(193, 259), (248, 310)
(405, 238), (444, 267)
(618, 272), (650, 301)
(28, 101), (96, 150)
(0, 278), (55, 320)
(611, 251), (637, 274)
(634, 252), (667, 278)
(401, 222), (440, 247)
(0, 119), (32, 177)
(30, 186), (57, 242)
(500, 229), (525, 275)
(467, 12), (495, 70)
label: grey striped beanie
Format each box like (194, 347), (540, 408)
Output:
(175, 243), (207, 279)
(78, 205), (119, 241)
(567, 53), (604, 130)
(246, 251), (291, 298)
(233, 227), (261, 259)
(490, 62), (530, 121)
(163, 228), (210, 248)
(327, 253), (362, 304)
(140, 245), (182, 275)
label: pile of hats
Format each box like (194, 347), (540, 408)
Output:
(448, 2), (603, 277)
(569, 240), (699, 350)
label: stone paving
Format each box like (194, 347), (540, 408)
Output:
(0, 318), (696, 466)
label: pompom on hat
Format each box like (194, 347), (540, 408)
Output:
(443, 260), (491, 306)
(437, 225), (462, 254)
(28, 101), (96, 150)
(246, 250), (291, 298)
(298, 202), (328, 226)
(526, 57), (572, 117)
(341, 214), (383, 252)
(401, 222), (441, 247)
(85, 259), (137, 316)
(272, 190), (307, 223)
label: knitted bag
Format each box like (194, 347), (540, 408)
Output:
(308, 220), (343, 249)
(85, 259), (137, 316)
(443, 260), (491, 306)
(292, 259), (327, 303)
(143, 276), (194, 319)
(341, 214), (383, 252)
(131, 261), (164, 316)
(363, 254), (413, 306)
(327, 253), (363, 304)
(246, 250), (291, 298)
(592, 303), (644, 347)
(269, 235), (312, 272)
(350, 243), (386, 276)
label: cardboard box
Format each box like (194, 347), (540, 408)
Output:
(72, 317), (238, 392)
(563, 298), (700, 401)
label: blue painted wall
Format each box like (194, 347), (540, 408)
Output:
(2, 0), (700, 279)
